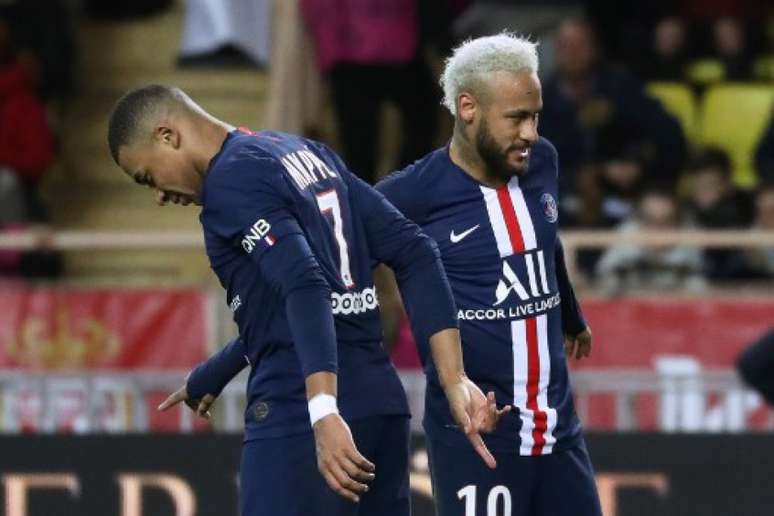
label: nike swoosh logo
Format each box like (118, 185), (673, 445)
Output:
(450, 224), (480, 243)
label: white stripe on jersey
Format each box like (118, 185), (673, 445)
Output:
(506, 178), (537, 251)
(480, 186), (512, 257)
(537, 249), (550, 294)
(536, 313), (558, 453)
(511, 319), (535, 455)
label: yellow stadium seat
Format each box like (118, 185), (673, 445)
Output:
(687, 59), (726, 85)
(699, 84), (774, 188)
(647, 82), (699, 146)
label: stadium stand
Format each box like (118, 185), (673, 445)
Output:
(699, 84), (774, 188)
(46, 2), (268, 280)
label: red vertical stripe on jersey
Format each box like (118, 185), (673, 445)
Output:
(525, 317), (547, 455)
(496, 185), (525, 252)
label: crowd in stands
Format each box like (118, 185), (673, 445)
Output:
(0, 0), (772, 289)
(291, 0), (774, 287)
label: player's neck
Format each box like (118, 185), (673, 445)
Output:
(191, 117), (235, 177)
(449, 133), (505, 188)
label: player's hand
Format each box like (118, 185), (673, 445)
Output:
(444, 377), (511, 469)
(564, 327), (593, 360)
(313, 413), (375, 503)
(157, 379), (216, 419)
(474, 390), (512, 433)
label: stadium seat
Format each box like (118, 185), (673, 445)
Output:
(686, 59), (725, 86)
(647, 82), (698, 146)
(699, 84), (774, 188)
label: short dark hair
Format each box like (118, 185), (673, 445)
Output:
(686, 147), (732, 178)
(107, 84), (180, 164)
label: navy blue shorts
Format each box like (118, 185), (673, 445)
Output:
(427, 437), (601, 516)
(240, 415), (410, 516)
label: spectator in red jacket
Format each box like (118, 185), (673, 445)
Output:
(0, 17), (54, 185)
(0, 18), (60, 279)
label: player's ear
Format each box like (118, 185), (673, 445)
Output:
(154, 126), (180, 149)
(457, 92), (477, 125)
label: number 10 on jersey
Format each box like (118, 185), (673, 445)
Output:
(458, 485), (512, 516)
(316, 189), (354, 288)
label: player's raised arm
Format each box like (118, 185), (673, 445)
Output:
(348, 173), (509, 467)
(555, 236), (592, 360)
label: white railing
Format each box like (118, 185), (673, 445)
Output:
(2, 229), (773, 278)
(0, 368), (769, 434)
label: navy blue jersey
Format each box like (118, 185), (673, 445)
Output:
(377, 138), (586, 455)
(198, 129), (455, 440)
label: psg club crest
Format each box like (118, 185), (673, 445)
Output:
(540, 193), (558, 223)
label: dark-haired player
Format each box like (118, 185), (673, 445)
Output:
(107, 85), (504, 516)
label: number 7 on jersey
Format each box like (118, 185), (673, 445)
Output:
(316, 189), (355, 288)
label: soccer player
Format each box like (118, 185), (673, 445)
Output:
(106, 85), (504, 516)
(375, 34), (602, 515)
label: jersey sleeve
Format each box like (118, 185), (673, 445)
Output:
(555, 236), (588, 336)
(207, 155), (338, 378)
(260, 232), (338, 377)
(374, 167), (427, 224)
(186, 337), (249, 399)
(348, 172), (458, 343)
(206, 156), (304, 263)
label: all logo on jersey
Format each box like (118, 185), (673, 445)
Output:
(241, 219), (275, 253)
(540, 193), (558, 223)
(494, 251), (550, 306)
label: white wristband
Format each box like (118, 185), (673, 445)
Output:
(308, 393), (339, 426)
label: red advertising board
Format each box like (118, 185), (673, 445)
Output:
(576, 296), (774, 369)
(0, 285), (208, 370)
(0, 284), (210, 433)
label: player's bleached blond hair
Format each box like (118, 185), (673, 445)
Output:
(441, 33), (539, 117)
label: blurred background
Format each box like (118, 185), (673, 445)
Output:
(0, 0), (772, 515)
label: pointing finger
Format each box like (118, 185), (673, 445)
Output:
(466, 429), (497, 469)
(157, 388), (186, 411)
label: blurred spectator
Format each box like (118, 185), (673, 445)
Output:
(642, 17), (692, 81)
(596, 190), (706, 292)
(684, 148), (755, 280)
(450, 0), (582, 77)
(711, 17), (754, 80)
(583, 0), (676, 64)
(597, 144), (652, 225)
(0, 15), (60, 279)
(1, 0), (76, 101)
(562, 143), (651, 275)
(0, 20), (54, 188)
(178, 0), (270, 67)
(302, 0), (438, 184)
(756, 110), (774, 184)
(565, 143), (648, 227)
(540, 18), (687, 196)
(745, 183), (774, 277)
